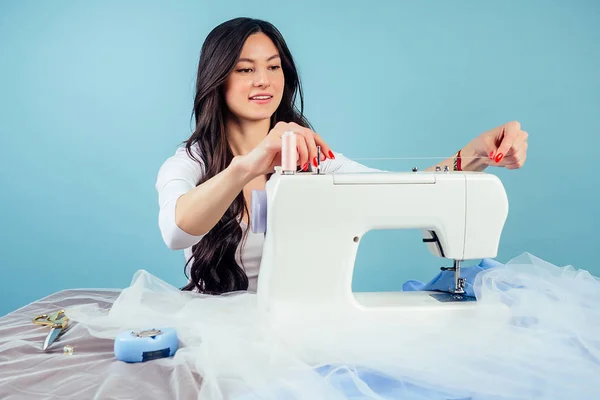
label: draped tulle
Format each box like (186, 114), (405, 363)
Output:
(65, 252), (600, 400)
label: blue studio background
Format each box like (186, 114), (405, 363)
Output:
(1, 1), (598, 316)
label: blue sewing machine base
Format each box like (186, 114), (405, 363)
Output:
(114, 327), (178, 363)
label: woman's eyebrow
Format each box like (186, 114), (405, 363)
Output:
(237, 54), (280, 63)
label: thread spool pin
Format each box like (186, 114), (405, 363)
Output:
(316, 145), (321, 174)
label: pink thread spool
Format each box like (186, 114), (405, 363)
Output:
(281, 131), (297, 174)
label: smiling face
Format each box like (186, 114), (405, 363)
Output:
(223, 32), (285, 123)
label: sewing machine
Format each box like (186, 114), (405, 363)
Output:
(251, 156), (510, 327)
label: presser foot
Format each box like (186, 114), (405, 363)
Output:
(440, 260), (466, 295)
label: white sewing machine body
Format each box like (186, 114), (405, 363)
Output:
(252, 165), (509, 326)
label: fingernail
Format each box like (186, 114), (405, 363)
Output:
(302, 163), (308, 171)
(312, 157), (318, 167)
(328, 150), (335, 159)
(489, 151), (494, 159)
(495, 153), (504, 163)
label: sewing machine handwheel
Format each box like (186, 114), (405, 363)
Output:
(251, 190), (267, 234)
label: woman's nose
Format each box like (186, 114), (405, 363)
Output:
(253, 69), (270, 87)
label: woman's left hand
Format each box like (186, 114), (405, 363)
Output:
(462, 121), (529, 170)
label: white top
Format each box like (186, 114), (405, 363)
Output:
(155, 143), (380, 292)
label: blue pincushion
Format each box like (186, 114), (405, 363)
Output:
(114, 327), (179, 363)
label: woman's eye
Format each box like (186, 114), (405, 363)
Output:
(236, 66), (280, 73)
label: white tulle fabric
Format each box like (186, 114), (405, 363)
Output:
(65, 252), (600, 400)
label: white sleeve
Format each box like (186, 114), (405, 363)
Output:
(155, 146), (206, 250)
(320, 152), (386, 173)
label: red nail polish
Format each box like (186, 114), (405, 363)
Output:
(489, 151), (494, 159)
(495, 153), (504, 163)
(302, 163), (308, 171)
(312, 157), (318, 167)
(328, 150), (335, 159)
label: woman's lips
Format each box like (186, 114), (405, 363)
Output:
(249, 94), (272, 104)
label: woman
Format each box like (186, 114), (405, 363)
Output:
(155, 17), (529, 295)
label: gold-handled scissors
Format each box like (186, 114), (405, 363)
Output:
(33, 310), (69, 351)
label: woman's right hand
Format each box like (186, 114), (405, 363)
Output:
(237, 122), (335, 178)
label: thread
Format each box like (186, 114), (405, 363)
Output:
(281, 131), (297, 172)
(350, 156), (491, 161)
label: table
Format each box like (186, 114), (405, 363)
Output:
(0, 289), (204, 399)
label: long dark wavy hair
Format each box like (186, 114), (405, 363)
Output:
(181, 17), (312, 294)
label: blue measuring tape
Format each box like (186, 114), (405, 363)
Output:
(114, 328), (179, 363)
